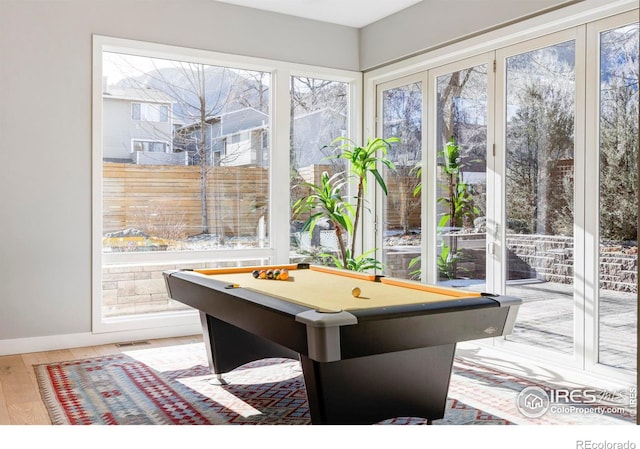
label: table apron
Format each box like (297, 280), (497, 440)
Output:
(340, 306), (512, 358)
(165, 270), (518, 363)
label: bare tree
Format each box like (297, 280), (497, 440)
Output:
(505, 45), (575, 236)
(599, 25), (639, 242)
(381, 82), (422, 234)
(106, 53), (269, 237)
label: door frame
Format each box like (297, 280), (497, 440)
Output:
(492, 27), (586, 370)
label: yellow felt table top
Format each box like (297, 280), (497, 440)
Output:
(194, 265), (481, 312)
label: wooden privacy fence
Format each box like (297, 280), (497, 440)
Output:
(103, 163), (269, 240)
(103, 162), (422, 241)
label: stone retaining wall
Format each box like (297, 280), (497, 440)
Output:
(102, 235), (637, 318)
(506, 234), (574, 283)
(102, 260), (263, 318)
(102, 263), (202, 318)
(384, 234), (637, 293)
(506, 234), (637, 293)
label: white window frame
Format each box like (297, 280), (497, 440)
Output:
(92, 35), (361, 335)
(584, 9), (639, 380)
(374, 73), (428, 276)
(426, 53), (496, 287)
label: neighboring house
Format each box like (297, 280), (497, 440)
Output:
(102, 80), (186, 165)
(173, 115), (221, 165)
(175, 107), (269, 167)
(104, 87), (347, 169)
(291, 108), (346, 168)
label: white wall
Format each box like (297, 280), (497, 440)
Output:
(359, 0), (583, 70)
(0, 0), (358, 345)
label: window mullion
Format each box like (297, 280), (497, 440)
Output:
(271, 68), (292, 264)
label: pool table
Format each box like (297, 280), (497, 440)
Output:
(163, 263), (521, 425)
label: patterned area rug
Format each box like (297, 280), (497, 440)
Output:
(449, 356), (636, 425)
(35, 343), (511, 425)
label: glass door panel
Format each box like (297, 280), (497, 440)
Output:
(597, 23), (638, 371)
(503, 40), (576, 354)
(380, 81), (423, 279)
(289, 77), (349, 265)
(435, 64), (488, 290)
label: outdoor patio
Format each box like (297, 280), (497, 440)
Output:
(505, 281), (637, 372)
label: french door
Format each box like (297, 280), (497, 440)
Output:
(429, 56), (492, 291)
(494, 29), (582, 364)
(377, 74), (424, 281)
(588, 14), (638, 374)
(374, 11), (638, 380)
(495, 16), (638, 377)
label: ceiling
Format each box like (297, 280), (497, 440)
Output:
(213, 0), (424, 28)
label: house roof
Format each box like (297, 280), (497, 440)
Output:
(293, 107), (346, 121)
(176, 107), (269, 136)
(220, 108), (268, 136)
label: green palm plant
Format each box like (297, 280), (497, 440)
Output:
(408, 161), (423, 280)
(437, 182), (479, 229)
(331, 136), (399, 257)
(437, 136), (479, 229)
(411, 161), (422, 197)
(323, 248), (384, 272)
(293, 136), (399, 271)
(292, 171), (354, 268)
(437, 136), (479, 280)
(439, 136), (460, 228)
(436, 243), (468, 280)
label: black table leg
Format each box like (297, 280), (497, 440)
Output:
(299, 344), (456, 424)
(201, 312), (299, 376)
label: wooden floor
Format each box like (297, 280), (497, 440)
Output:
(0, 335), (199, 425)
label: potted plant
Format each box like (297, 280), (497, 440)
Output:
(293, 136), (399, 271)
(408, 136), (480, 280)
(437, 136), (479, 231)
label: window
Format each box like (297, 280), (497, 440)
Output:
(100, 47), (273, 324)
(289, 76), (350, 263)
(435, 63), (488, 288)
(132, 102), (169, 122)
(132, 140), (168, 152)
(103, 51), (271, 258)
(379, 77), (423, 280)
(94, 37), (360, 335)
(503, 38), (577, 355)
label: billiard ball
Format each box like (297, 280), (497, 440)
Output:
(352, 287), (361, 297)
(252, 270), (260, 279)
(280, 269), (289, 280)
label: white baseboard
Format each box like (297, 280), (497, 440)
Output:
(0, 323), (202, 356)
